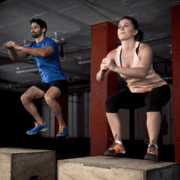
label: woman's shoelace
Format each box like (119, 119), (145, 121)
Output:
(144, 139), (149, 145)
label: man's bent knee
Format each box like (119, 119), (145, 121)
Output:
(44, 87), (61, 104)
(21, 94), (27, 105)
(21, 86), (45, 103)
(44, 94), (54, 104)
(20, 92), (32, 104)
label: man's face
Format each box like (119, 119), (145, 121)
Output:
(31, 22), (42, 38)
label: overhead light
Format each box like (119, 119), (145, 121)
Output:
(168, 44), (172, 54)
(172, 1), (180, 4)
(76, 57), (91, 64)
(16, 68), (38, 74)
(78, 60), (91, 64)
(73, 75), (81, 79)
(61, 38), (65, 41)
(162, 77), (172, 80)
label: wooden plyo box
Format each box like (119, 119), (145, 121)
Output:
(57, 156), (180, 180)
(0, 147), (56, 180)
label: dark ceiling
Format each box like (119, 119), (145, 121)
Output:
(0, 0), (175, 93)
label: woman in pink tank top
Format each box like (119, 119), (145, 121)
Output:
(96, 16), (171, 161)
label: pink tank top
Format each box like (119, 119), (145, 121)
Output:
(114, 41), (167, 93)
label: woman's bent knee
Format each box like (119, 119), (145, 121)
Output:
(105, 98), (118, 113)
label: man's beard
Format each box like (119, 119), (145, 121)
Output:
(32, 31), (42, 38)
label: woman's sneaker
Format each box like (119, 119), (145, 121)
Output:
(104, 140), (126, 156)
(26, 122), (48, 135)
(144, 140), (158, 161)
(56, 124), (68, 137)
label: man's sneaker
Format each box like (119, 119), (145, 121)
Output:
(104, 140), (126, 156)
(144, 140), (158, 161)
(56, 125), (68, 137)
(26, 122), (48, 135)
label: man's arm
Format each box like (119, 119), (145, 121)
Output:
(4, 41), (29, 61)
(19, 46), (54, 57)
(4, 41), (54, 58)
(8, 48), (29, 61)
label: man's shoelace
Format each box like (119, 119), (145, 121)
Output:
(59, 125), (65, 133)
(31, 121), (38, 130)
(34, 122), (38, 127)
(32, 122), (66, 133)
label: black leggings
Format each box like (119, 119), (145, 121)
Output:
(105, 85), (171, 113)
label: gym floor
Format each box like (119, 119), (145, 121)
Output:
(1, 136), (174, 180)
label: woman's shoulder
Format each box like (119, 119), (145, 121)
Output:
(139, 42), (152, 50)
(107, 47), (120, 59)
(138, 42), (152, 56)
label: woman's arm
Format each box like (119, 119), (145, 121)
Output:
(108, 43), (153, 78)
(96, 49), (116, 82)
(96, 69), (111, 82)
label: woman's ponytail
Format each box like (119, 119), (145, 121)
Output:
(135, 29), (144, 42)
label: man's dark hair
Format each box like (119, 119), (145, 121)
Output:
(30, 19), (47, 36)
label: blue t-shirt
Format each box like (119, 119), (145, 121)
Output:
(28, 37), (66, 83)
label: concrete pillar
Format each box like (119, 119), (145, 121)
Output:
(171, 5), (180, 162)
(73, 93), (78, 138)
(90, 22), (118, 156)
(89, 92), (91, 138)
(84, 92), (89, 138)
(68, 95), (73, 138)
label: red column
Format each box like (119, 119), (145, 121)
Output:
(171, 5), (180, 162)
(54, 92), (68, 140)
(91, 22), (118, 156)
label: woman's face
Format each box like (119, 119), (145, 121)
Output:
(118, 19), (138, 41)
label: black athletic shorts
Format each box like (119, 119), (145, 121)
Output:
(34, 79), (68, 99)
(105, 84), (171, 113)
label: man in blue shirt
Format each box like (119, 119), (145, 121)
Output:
(4, 19), (68, 137)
